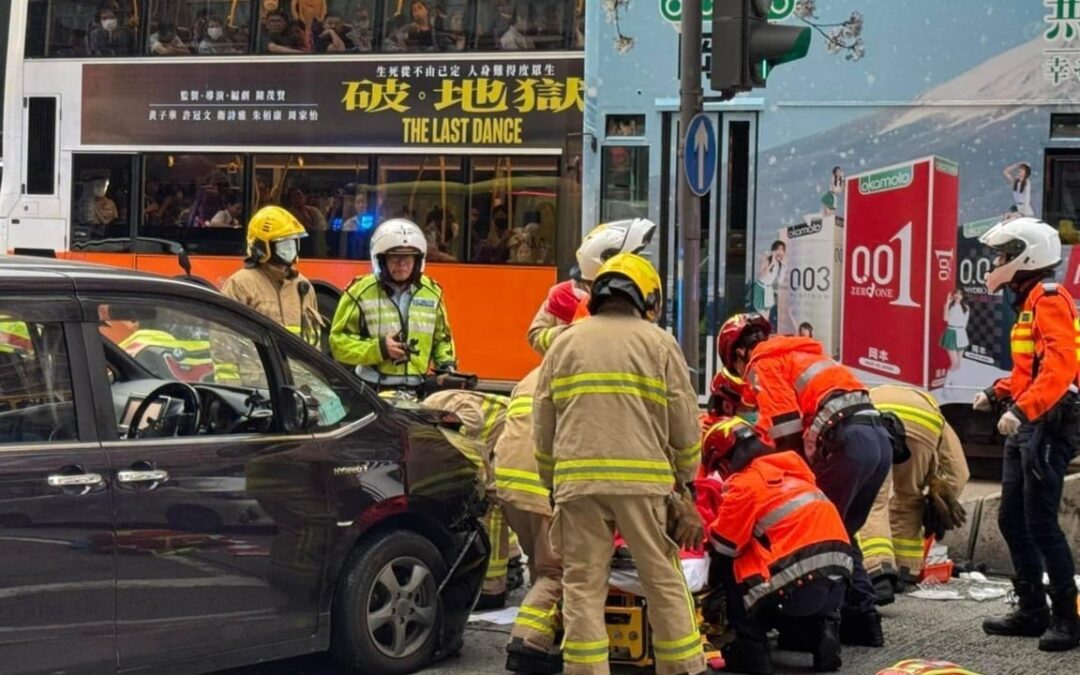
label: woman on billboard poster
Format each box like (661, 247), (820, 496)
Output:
(1003, 161), (1034, 219)
(940, 288), (971, 384)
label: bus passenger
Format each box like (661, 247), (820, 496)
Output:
(89, 8), (134, 56)
(260, 10), (306, 54)
(149, 23), (191, 56)
(330, 219), (456, 392)
(199, 16), (242, 55)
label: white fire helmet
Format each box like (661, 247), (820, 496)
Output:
(370, 218), (428, 279)
(575, 218), (657, 282)
(979, 217), (1061, 293)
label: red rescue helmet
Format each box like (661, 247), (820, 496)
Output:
(708, 366), (746, 417)
(716, 313), (771, 369)
(701, 415), (759, 476)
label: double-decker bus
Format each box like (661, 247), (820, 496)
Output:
(1, 0), (586, 383)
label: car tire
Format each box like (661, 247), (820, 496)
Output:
(331, 530), (447, 675)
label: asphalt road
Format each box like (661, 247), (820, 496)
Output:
(220, 577), (1080, 675)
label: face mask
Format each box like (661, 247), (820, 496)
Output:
(207, 27), (223, 39)
(274, 238), (299, 264)
(92, 181), (109, 197)
(102, 19), (118, 31)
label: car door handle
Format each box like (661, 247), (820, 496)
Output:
(47, 473), (104, 488)
(117, 470), (170, 484)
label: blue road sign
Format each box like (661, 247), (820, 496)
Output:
(684, 114), (717, 197)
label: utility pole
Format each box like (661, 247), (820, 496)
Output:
(678, 0), (703, 374)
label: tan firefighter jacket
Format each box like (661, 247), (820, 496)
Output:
(533, 312), (701, 503)
(491, 368), (551, 516)
(526, 279), (588, 355)
(870, 384), (969, 498)
(422, 390), (510, 489)
(221, 265), (322, 345)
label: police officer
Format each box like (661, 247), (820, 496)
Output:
(527, 218), (656, 354)
(860, 385), (970, 604)
(975, 217), (1080, 652)
(716, 313), (892, 647)
(534, 253), (705, 675)
(222, 205), (323, 345)
(330, 218), (456, 392)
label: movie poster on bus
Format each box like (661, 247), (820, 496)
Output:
(841, 156), (958, 390)
(80, 58), (584, 150)
(777, 213), (842, 358)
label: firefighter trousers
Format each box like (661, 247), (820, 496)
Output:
(554, 494), (705, 675)
(814, 420), (893, 615)
(482, 504), (522, 596)
(859, 441), (933, 582)
(504, 505), (563, 652)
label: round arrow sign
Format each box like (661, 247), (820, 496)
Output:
(684, 113), (717, 197)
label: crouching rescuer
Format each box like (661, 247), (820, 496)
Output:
(702, 417), (852, 674)
(974, 217), (1080, 652)
(533, 253), (706, 675)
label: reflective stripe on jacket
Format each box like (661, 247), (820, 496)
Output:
(492, 368), (551, 514)
(992, 282), (1080, 423)
(708, 450), (853, 611)
(221, 266), (322, 346)
(533, 313), (701, 503)
(744, 336), (867, 451)
(329, 273), (455, 384)
(526, 280), (589, 355)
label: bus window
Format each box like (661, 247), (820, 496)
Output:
(601, 146), (649, 221)
(474, 0), (576, 51)
(72, 154), (134, 246)
(26, 0), (138, 58)
(382, 0), (470, 52)
(376, 155), (465, 262)
(141, 154), (246, 256)
(254, 154), (373, 261)
(468, 156), (558, 265)
(147, 1), (251, 56)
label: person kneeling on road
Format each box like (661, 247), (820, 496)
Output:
(716, 312), (892, 647)
(329, 218), (456, 393)
(702, 416), (851, 675)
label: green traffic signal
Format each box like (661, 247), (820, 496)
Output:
(710, 0), (811, 96)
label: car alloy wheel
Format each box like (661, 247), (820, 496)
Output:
(365, 555), (438, 659)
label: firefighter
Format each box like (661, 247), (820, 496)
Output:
(702, 417), (851, 674)
(497, 367), (565, 674)
(708, 365), (757, 423)
(330, 218), (456, 392)
(859, 384), (970, 605)
(221, 205), (323, 345)
(420, 388), (524, 610)
(534, 253), (706, 675)
(527, 218), (656, 354)
(974, 216), (1080, 652)
(716, 312), (892, 647)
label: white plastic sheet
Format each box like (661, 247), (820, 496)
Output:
(608, 556), (710, 596)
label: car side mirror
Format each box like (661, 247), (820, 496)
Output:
(280, 386), (320, 433)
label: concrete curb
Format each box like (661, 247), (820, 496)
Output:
(945, 473), (1080, 575)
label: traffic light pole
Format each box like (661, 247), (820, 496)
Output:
(678, 0), (703, 375)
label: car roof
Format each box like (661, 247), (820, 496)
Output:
(0, 254), (219, 298)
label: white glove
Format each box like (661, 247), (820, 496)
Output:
(973, 392), (992, 412)
(997, 410), (1022, 436)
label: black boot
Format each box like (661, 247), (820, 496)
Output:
(812, 616), (842, 672)
(873, 576), (896, 606)
(475, 591), (507, 611)
(1038, 584), (1080, 652)
(839, 608), (884, 647)
(774, 615), (816, 652)
(982, 579), (1050, 637)
(720, 637), (773, 675)
(505, 638), (563, 674)
(506, 557), (525, 592)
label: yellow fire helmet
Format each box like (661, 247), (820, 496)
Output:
(587, 252), (663, 322)
(246, 205), (307, 264)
